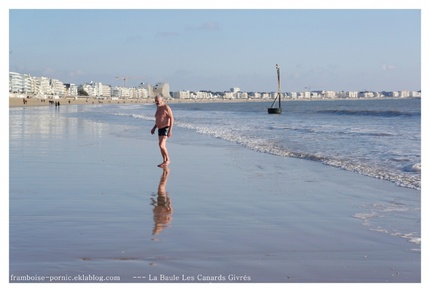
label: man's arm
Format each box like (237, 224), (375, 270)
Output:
(151, 124), (157, 135)
(167, 106), (174, 137)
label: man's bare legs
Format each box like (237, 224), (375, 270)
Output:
(158, 135), (170, 167)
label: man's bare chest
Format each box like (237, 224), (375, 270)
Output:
(155, 107), (168, 118)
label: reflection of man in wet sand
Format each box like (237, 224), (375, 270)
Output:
(151, 95), (174, 168)
(151, 167), (173, 235)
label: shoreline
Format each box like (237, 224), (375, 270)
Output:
(8, 96), (276, 108)
(9, 96), (419, 108)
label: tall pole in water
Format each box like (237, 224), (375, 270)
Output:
(268, 63), (282, 114)
(276, 64), (281, 109)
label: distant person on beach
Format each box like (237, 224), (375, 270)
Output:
(151, 94), (174, 167)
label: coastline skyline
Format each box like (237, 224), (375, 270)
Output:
(8, 8), (421, 93)
(9, 70), (421, 101)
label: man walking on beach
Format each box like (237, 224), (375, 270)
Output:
(151, 95), (174, 167)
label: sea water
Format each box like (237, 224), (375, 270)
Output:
(98, 98), (420, 190)
(82, 98), (421, 250)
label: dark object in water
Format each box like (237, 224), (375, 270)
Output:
(268, 107), (282, 114)
(268, 64), (282, 114)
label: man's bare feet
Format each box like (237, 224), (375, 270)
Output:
(157, 160), (170, 167)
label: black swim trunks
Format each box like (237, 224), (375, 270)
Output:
(158, 126), (170, 136)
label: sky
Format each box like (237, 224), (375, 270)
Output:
(5, 2), (425, 93)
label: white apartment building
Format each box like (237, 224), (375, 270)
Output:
(111, 86), (131, 98)
(23, 74), (32, 94)
(9, 72), (32, 94)
(79, 83), (96, 97)
(78, 82), (111, 98)
(9, 72), (68, 98)
(101, 83), (111, 97)
(193, 91), (213, 99)
(173, 90), (191, 99)
(323, 90), (337, 99)
(252, 92), (262, 99)
(400, 90), (411, 98)
(300, 91), (311, 99)
(130, 87), (149, 99)
(50, 78), (66, 96)
(97, 83), (112, 97)
(9, 72), (23, 93)
(411, 91), (420, 97)
(223, 92), (234, 99)
(261, 93), (271, 99)
(64, 83), (78, 97)
(396, 90), (420, 98)
(346, 91), (359, 98)
(290, 92), (298, 99)
(38, 76), (53, 96)
(236, 92), (248, 99)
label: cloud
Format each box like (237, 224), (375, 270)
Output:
(68, 70), (86, 78)
(187, 22), (220, 31)
(381, 63), (397, 71)
(156, 31), (180, 37)
(40, 66), (58, 76)
(125, 35), (144, 43)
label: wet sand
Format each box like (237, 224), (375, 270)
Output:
(7, 104), (422, 289)
(9, 96), (153, 107)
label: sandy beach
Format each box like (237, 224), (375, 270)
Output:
(9, 96), (258, 108)
(7, 102), (422, 289)
(9, 96), (154, 107)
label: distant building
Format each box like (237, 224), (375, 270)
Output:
(153, 82), (171, 99)
(290, 92), (298, 99)
(38, 76), (52, 96)
(300, 91), (311, 99)
(132, 85), (149, 99)
(323, 91), (337, 99)
(346, 91), (359, 98)
(9, 72), (32, 94)
(140, 83), (153, 98)
(411, 91), (421, 97)
(9, 71), (421, 102)
(173, 90), (191, 99)
(9, 72), (23, 93)
(50, 78), (66, 96)
(237, 92), (248, 99)
(400, 90), (411, 98)
(64, 83), (78, 97)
